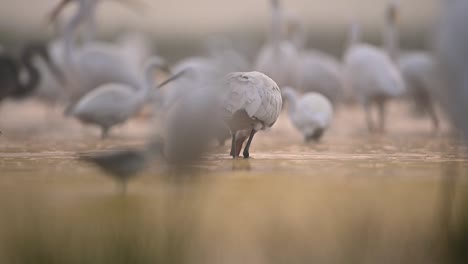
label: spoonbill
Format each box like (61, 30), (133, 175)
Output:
(223, 71), (282, 158)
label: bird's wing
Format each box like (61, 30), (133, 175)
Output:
(254, 75), (283, 126)
(72, 84), (134, 116)
(223, 72), (262, 118)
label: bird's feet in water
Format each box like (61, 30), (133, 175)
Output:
(305, 129), (324, 142)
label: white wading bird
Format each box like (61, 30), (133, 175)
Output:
(223, 71), (282, 158)
(283, 10), (344, 106)
(255, 0), (299, 88)
(343, 1), (405, 132)
(50, 0), (146, 102)
(282, 87), (333, 142)
(67, 57), (182, 138)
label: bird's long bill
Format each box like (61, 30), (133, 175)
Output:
(48, 0), (73, 24)
(156, 70), (187, 89)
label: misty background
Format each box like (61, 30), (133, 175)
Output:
(0, 0), (438, 61)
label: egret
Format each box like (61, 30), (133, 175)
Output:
(67, 57), (182, 138)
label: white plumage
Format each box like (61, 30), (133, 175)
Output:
(343, 2), (405, 132)
(295, 51), (344, 105)
(255, 0), (299, 88)
(52, 0), (143, 102)
(282, 87), (333, 142)
(68, 57), (169, 138)
(255, 43), (300, 88)
(345, 44), (405, 100)
(223, 71), (282, 158)
(344, 44), (405, 131)
(272, 1), (344, 106)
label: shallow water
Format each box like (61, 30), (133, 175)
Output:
(0, 100), (467, 263)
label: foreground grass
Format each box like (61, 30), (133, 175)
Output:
(0, 173), (467, 264)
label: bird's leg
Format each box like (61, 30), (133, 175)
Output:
(306, 128), (324, 142)
(101, 127), (109, 139)
(363, 101), (374, 132)
(377, 99), (386, 133)
(243, 129), (257, 159)
(230, 131), (237, 158)
(427, 102), (439, 132)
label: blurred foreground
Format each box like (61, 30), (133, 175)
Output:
(0, 100), (467, 263)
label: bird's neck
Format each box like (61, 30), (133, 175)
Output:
(347, 23), (362, 49)
(383, 16), (399, 62)
(15, 49), (40, 97)
(271, 2), (283, 51)
(284, 90), (298, 114)
(62, 0), (97, 62)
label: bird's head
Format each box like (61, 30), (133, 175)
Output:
(386, 0), (400, 23)
(281, 86), (297, 101)
(270, 0), (280, 9)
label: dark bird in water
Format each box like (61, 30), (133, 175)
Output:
(79, 141), (164, 193)
(0, 43), (64, 101)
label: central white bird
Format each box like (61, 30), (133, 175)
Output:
(222, 71), (282, 158)
(282, 87), (333, 142)
(343, 1), (405, 132)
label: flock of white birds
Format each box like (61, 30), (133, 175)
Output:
(0, 0), (457, 170)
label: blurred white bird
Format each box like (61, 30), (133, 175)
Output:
(50, 0), (145, 102)
(223, 71), (282, 158)
(255, 0), (300, 88)
(116, 31), (156, 69)
(67, 57), (179, 138)
(343, 1), (405, 132)
(282, 87), (333, 142)
(283, 11), (344, 106)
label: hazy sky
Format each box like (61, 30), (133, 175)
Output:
(0, 0), (438, 36)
